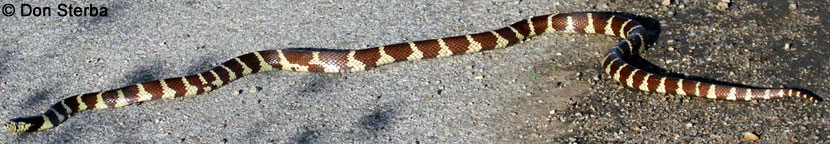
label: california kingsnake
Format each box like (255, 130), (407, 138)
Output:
(3, 12), (820, 132)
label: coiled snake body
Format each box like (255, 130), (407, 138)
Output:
(4, 12), (820, 132)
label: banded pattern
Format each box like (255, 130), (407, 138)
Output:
(4, 12), (820, 132)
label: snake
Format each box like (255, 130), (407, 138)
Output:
(4, 12), (821, 132)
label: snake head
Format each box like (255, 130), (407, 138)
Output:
(4, 121), (32, 132)
(4, 116), (42, 132)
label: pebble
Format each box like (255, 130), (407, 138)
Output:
(466, 62), (476, 69)
(709, 134), (722, 139)
(783, 43), (792, 51)
(743, 132), (759, 141)
(248, 87), (258, 93)
(665, 59), (675, 64)
(474, 75), (485, 80)
(716, 0), (731, 11)
(789, 2), (797, 10)
(661, 0), (672, 6)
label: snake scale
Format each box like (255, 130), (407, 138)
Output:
(4, 12), (821, 132)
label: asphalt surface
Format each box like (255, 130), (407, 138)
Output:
(0, 0), (827, 143)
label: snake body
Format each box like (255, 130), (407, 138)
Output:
(4, 12), (820, 132)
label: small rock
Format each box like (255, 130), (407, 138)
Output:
(685, 123), (693, 128)
(248, 87), (257, 93)
(465, 62), (476, 69)
(665, 59), (675, 64)
(789, 3), (798, 10)
(743, 132), (759, 141)
(783, 43), (792, 51)
(716, 1), (730, 11)
(661, 0), (672, 6)
(666, 39), (676, 45)
(710, 134), (722, 139)
(474, 75), (485, 80)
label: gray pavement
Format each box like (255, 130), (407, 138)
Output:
(1, 0), (828, 143)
